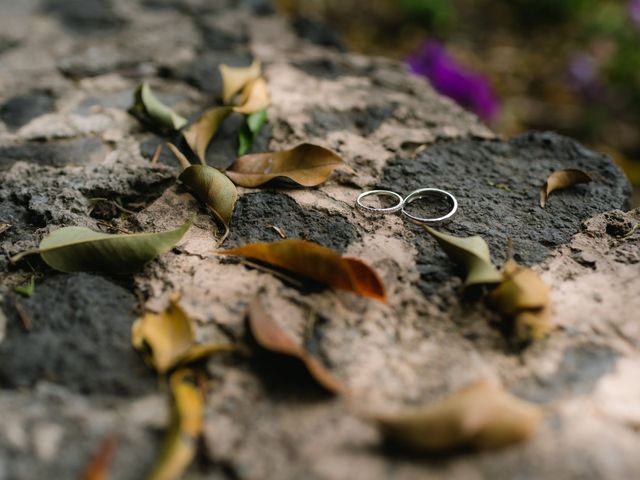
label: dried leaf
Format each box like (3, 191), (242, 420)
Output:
(423, 227), (503, 287)
(33, 217), (193, 274)
(233, 77), (270, 114)
(372, 380), (543, 452)
(178, 165), (238, 242)
(489, 260), (553, 341)
(183, 106), (233, 163)
(148, 369), (202, 480)
(226, 143), (345, 187)
(0, 223), (11, 235)
(248, 297), (346, 393)
(220, 59), (261, 104)
(80, 433), (118, 480)
(131, 82), (187, 131)
(132, 295), (235, 374)
(217, 239), (386, 301)
(489, 261), (549, 316)
(15, 275), (35, 297)
(238, 109), (268, 156)
(540, 168), (592, 208)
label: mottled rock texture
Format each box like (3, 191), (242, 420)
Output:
(0, 1), (638, 479)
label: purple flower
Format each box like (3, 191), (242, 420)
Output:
(629, 0), (640, 28)
(407, 40), (499, 121)
(567, 53), (603, 101)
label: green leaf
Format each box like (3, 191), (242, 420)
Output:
(131, 82), (188, 131)
(15, 275), (35, 297)
(238, 110), (268, 156)
(38, 217), (193, 274)
(179, 165), (237, 243)
(423, 226), (503, 287)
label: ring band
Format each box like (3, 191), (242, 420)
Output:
(356, 190), (404, 214)
(401, 188), (458, 224)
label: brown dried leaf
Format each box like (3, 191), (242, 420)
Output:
(233, 77), (270, 114)
(423, 227), (503, 287)
(217, 239), (386, 301)
(540, 168), (592, 208)
(225, 143), (345, 187)
(148, 369), (202, 480)
(248, 297), (346, 393)
(183, 106), (233, 163)
(220, 59), (261, 104)
(372, 380), (543, 452)
(132, 295), (235, 373)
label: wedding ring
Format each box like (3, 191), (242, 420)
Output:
(401, 188), (458, 224)
(356, 190), (404, 214)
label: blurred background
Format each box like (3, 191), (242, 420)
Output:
(277, 0), (640, 206)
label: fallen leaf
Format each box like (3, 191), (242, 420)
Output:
(132, 295), (235, 374)
(238, 109), (268, 156)
(178, 164), (238, 243)
(183, 106), (233, 163)
(30, 216), (193, 274)
(248, 297), (346, 393)
(15, 275), (35, 297)
(216, 239), (386, 301)
(540, 168), (592, 208)
(225, 143), (345, 187)
(220, 59), (261, 104)
(0, 223), (11, 235)
(80, 433), (118, 480)
(148, 369), (203, 480)
(371, 380), (543, 452)
(130, 82), (187, 131)
(233, 77), (270, 114)
(489, 260), (553, 341)
(489, 261), (549, 316)
(423, 227), (503, 287)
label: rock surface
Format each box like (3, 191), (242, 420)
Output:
(0, 1), (639, 479)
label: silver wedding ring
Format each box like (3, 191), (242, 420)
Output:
(356, 190), (404, 214)
(355, 188), (458, 224)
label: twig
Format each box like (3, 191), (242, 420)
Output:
(150, 144), (162, 165)
(13, 297), (32, 331)
(267, 224), (286, 238)
(167, 142), (191, 170)
(88, 197), (137, 215)
(239, 259), (304, 288)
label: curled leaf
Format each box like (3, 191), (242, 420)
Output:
(238, 109), (268, 156)
(33, 217), (193, 274)
(233, 77), (270, 114)
(220, 59), (261, 104)
(183, 106), (232, 163)
(371, 380), (543, 452)
(248, 297), (346, 393)
(131, 82), (187, 131)
(178, 164), (238, 242)
(132, 295), (235, 374)
(80, 433), (118, 480)
(225, 143), (345, 187)
(540, 168), (592, 208)
(148, 369), (202, 480)
(217, 239), (386, 301)
(489, 260), (553, 341)
(423, 227), (503, 287)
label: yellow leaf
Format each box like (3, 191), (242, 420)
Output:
(423, 227), (503, 287)
(148, 369), (203, 480)
(540, 168), (592, 208)
(225, 143), (345, 188)
(233, 77), (270, 115)
(489, 260), (549, 316)
(183, 107), (233, 163)
(220, 59), (261, 104)
(371, 380), (543, 452)
(216, 239), (386, 301)
(515, 307), (554, 342)
(132, 296), (235, 373)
